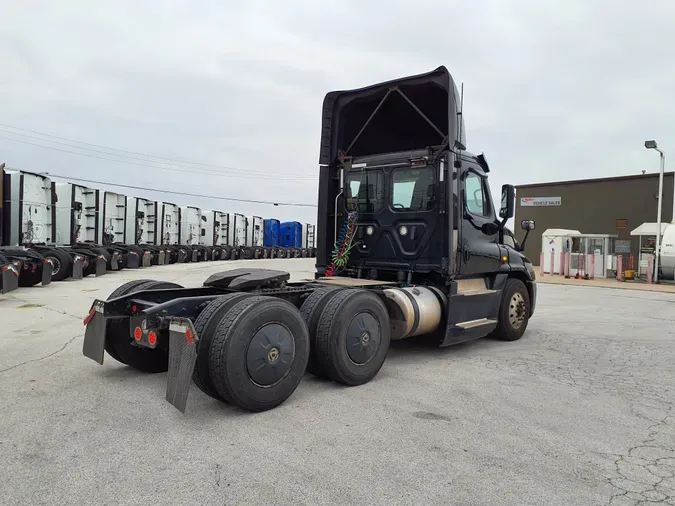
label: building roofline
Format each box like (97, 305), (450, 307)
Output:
(515, 171), (675, 190)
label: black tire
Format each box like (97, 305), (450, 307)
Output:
(221, 246), (232, 260)
(492, 278), (531, 341)
(176, 246), (191, 263)
(106, 280), (184, 372)
(314, 289), (391, 386)
(299, 287), (346, 376)
(41, 249), (72, 281)
(82, 256), (97, 277)
(277, 248), (287, 259)
(242, 247), (253, 260)
(104, 279), (157, 364)
(93, 247), (112, 269)
(292, 248), (302, 258)
(253, 247), (264, 259)
(192, 292), (254, 400)
(212, 247), (223, 261)
(301, 248), (310, 258)
(208, 296), (310, 412)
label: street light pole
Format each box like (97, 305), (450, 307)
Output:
(644, 140), (664, 283)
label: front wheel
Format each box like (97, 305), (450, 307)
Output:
(492, 278), (531, 341)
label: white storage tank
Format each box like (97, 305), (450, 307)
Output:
(160, 202), (180, 245)
(100, 191), (127, 245)
(53, 182), (99, 245)
(660, 222), (675, 280)
(126, 198), (159, 245)
(2, 170), (54, 245)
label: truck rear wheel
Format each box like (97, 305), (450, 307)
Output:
(192, 292), (254, 401)
(208, 296), (310, 412)
(492, 278), (531, 341)
(106, 280), (184, 372)
(313, 289), (391, 386)
(242, 247), (253, 260)
(42, 249), (72, 281)
(299, 287), (346, 376)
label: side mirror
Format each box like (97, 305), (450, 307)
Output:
(521, 220), (535, 231)
(499, 184), (515, 220)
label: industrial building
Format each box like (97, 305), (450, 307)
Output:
(514, 171), (675, 264)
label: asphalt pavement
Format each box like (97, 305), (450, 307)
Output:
(1, 258), (674, 506)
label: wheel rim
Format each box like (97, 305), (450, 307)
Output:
(346, 312), (381, 364)
(47, 256), (60, 275)
(509, 292), (527, 329)
(246, 323), (295, 387)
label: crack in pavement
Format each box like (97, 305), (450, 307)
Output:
(5, 294), (84, 320)
(0, 333), (81, 374)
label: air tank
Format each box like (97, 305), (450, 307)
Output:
(660, 222), (675, 280)
(381, 286), (446, 340)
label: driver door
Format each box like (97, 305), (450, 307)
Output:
(459, 167), (502, 277)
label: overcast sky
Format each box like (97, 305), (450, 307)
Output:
(1, 0), (674, 228)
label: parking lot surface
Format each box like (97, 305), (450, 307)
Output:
(1, 258), (674, 506)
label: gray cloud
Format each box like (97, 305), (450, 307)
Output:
(1, 0), (674, 227)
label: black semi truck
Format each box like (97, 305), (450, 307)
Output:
(82, 66), (537, 413)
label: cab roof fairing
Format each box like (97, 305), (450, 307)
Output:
(318, 66), (466, 167)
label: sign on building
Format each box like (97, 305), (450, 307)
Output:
(615, 240), (631, 254)
(520, 197), (562, 207)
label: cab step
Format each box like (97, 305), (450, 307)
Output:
(455, 317), (496, 329)
(439, 278), (501, 347)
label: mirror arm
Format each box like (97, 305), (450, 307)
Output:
(520, 230), (531, 250)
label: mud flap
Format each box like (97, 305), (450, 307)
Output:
(164, 250), (171, 265)
(41, 261), (53, 286)
(158, 250), (166, 265)
(1, 262), (20, 294)
(72, 256), (84, 280)
(191, 250), (198, 263)
(142, 251), (152, 267)
(166, 318), (199, 413)
(110, 251), (120, 271)
(95, 256), (107, 277)
(82, 300), (106, 364)
(126, 252), (140, 269)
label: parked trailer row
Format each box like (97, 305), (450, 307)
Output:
(0, 166), (316, 293)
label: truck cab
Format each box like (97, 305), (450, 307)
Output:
(315, 65), (536, 344)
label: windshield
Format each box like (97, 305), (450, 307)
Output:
(345, 166), (436, 213)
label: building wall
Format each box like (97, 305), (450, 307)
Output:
(514, 173), (675, 264)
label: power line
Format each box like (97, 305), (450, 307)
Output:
(0, 134), (316, 181)
(4, 166), (317, 208)
(0, 123), (312, 178)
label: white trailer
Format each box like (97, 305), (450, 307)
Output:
(203, 211), (230, 247)
(160, 202), (180, 245)
(246, 216), (263, 248)
(179, 206), (203, 246)
(100, 191), (127, 245)
(230, 213), (247, 248)
(126, 197), (159, 245)
(53, 183), (99, 245)
(303, 223), (316, 249)
(2, 170), (54, 246)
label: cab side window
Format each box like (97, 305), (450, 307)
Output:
(464, 172), (488, 217)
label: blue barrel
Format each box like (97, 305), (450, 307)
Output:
(263, 219), (280, 247)
(280, 221), (302, 248)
